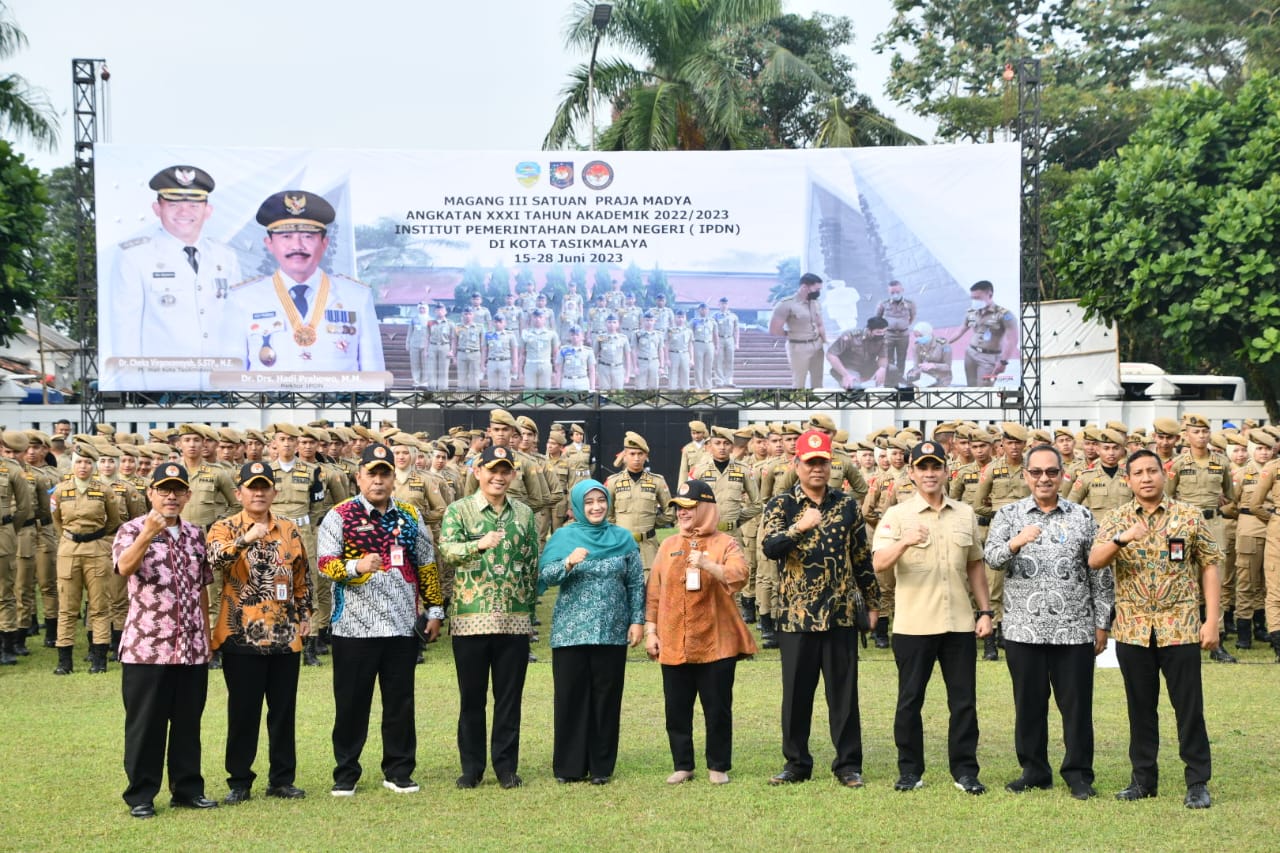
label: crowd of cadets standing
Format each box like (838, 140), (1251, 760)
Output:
(404, 284), (742, 393)
(4, 410), (1278, 672)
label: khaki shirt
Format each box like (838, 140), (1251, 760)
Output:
(974, 461), (1029, 518)
(1166, 450), (1234, 512)
(270, 459), (323, 524)
(1234, 460), (1268, 539)
(180, 462), (239, 527)
(771, 293), (823, 342)
(688, 458), (760, 529)
(51, 477), (123, 555)
(1067, 465), (1132, 513)
(606, 469), (673, 538)
(0, 457), (35, 529)
(873, 494), (983, 634)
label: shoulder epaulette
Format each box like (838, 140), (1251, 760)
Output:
(118, 236), (151, 250)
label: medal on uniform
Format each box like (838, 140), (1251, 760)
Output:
(259, 332), (277, 367)
(160, 294), (176, 307)
(272, 271), (331, 350)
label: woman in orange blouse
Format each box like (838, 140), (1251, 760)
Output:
(644, 479), (755, 785)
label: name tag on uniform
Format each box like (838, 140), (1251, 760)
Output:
(152, 271), (176, 279)
(275, 582), (289, 601)
(390, 545), (405, 568)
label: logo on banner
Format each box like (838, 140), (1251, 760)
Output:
(515, 161), (541, 188)
(582, 160), (614, 190)
(550, 161), (574, 189)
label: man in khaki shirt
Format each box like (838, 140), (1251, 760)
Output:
(873, 441), (992, 796)
(769, 272), (828, 389)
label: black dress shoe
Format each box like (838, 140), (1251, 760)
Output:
(455, 774), (481, 789)
(768, 769), (810, 786)
(170, 795), (219, 809)
(498, 772), (523, 789)
(954, 775), (987, 795)
(589, 776), (611, 785)
(1184, 783), (1211, 809)
(1005, 776), (1053, 793)
(222, 788), (251, 805)
(265, 784), (306, 799)
(894, 773), (924, 791)
(129, 802), (155, 819)
(1069, 781), (1097, 800)
(835, 770), (864, 788)
(1208, 647), (1237, 663)
(1115, 782), (1157, 801)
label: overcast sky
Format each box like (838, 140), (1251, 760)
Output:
(5, 0), (931, 172)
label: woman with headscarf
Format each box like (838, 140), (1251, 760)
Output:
(538, 479), (645, 785)
(645, 478), (755, 785)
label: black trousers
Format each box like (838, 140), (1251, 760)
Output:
(551, 644), (628, 780)
(331, 635), (418, 786)
(121, 663), (209, 806)
(222, 651), (301, 790)
(892, 632), (979, 780)
(452, 633), (530, 779)
(661, 657), (737, 772)
(778, 627), (863, 777)
(1004, 640), (1095, 785)
(1116, 638), (1211, 789)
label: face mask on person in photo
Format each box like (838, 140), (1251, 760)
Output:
(970, 298), (987, 310)
(891, 293), (903, 302)
(807, 289), (821, 301)
(916, 335), (932, 346)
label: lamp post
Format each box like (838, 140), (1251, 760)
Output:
(588, 3), (612, 147)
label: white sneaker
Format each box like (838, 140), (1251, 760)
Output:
(383, 778), (420, 794)
(330, 783), (356, 797)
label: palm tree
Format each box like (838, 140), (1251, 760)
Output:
(545, 0), (809, 150)
(0, 2), (58, 149)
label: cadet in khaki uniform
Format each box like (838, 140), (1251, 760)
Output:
(1246, 439), (1280, 660)
(769, 272), (828, 389)
(2, 432), (44, 660)
(95, 444), (147, 660)
(267, 423), (328, 665)
(604, 432), (672, 571)
(1218, 432), (1246, 639)
(545, 428), (574, 531)
(22, 431), (60, 648)
(462, 409), (550, 515)
(0, 432), (36, 665)
(688, 427), (761, 548)
(1166, 413), (1236, 663)
(51, 441), (122, 674)
(516, 416), (560, 540)
(1067, 428), (1132, 512)
(755, 424), (801, 647)
(677, 420), (709, 483)
(1232, 432), (1273, 649)
(862, 434), (915, 645)
(973, 422), (1032, 660)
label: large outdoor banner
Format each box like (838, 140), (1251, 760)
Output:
(94, 144), (1020, 393)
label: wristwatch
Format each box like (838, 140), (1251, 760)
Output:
(1111, 535), (1128, 547)
(975, 609), (994, 619)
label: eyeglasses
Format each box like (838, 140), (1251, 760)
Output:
(1025, 468), (1062, 479)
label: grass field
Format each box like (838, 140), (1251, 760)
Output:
(3, 626), (1277, 852)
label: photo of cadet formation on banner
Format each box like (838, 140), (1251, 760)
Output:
(95, 145), (1019, 394)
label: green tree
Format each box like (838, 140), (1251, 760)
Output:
(644, 264), (670, 305)
(0, 140), (49, 342)
(33, 165), (82, 330)
(456, 260), (487, 312)
(769, 256), (800, 304)
(593, 263), (614, 299)
(0, 3), (58, 149)
(354, 216), (446, 286)
(486, 261), (511, 302)
(1048, 74), (1280, 418)
(546, 0), (791, 150)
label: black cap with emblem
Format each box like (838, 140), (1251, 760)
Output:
(150, 165), (215, 202)
(256, 190), (336, 234)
